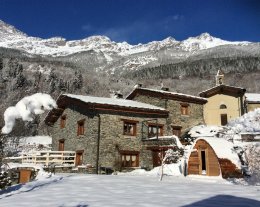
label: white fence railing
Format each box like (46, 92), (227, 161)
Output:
(21, 151), (76, 167)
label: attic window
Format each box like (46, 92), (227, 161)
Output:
(60, 115), (66, 129)
(77, 119), (85, 136)
(220, 104), (227, 109)
(180, 103), (190, 115)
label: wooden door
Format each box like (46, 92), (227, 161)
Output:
(76, 151), (83, 166)
(221, 114), (228, 126)
(152, 151), (161, 167)
(19, 169), (32, 184)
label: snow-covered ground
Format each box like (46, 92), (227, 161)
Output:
(0, 174), (259, 207)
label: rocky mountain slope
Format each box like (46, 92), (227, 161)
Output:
(0, 20), (255, 74)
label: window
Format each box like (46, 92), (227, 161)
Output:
(180, 103), (189, 115)
(148, 124), (163, 138)
(123, 119), (138, 136)
(121, 151), (139, 167)
(220, 104), (227, 109)
(172, 126), (182, 137)
(77, 119), (85, 136)
(58, 139), (64, 151)
(60, 115), (66, 129)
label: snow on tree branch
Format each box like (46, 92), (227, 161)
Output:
(1, 93), (57, 134)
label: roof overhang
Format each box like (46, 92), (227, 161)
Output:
(126, 88), (207, 104)
(199, 85), (246, 98)
(45, 94), (169, 126)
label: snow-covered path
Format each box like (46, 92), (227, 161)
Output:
(0, 174), (259, 207)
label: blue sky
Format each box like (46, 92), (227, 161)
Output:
(0, 0), (259, 44)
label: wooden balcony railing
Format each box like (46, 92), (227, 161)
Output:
(21, 151), (76, 167)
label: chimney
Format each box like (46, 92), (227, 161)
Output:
(134, 83), (143, 88)
(161, 87), (169, 91)
(110, 91), (123, 99)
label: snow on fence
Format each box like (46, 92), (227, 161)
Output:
(21, 151), (76, 167)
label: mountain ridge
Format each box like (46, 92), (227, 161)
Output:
(0, 20), (252, 58)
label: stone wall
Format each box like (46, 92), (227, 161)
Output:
(50, 106), (169, 172)
(132, 94), (205, 134)
(51, 106), (99, 169)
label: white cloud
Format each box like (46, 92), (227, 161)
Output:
(80, 15), (184, 43)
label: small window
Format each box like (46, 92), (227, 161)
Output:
(121, 152), (139, 167)
(60, 115), (66, 129)
(77, 119), (85, 136)
(172, 126), (182, 137)
(148, 124), (163, 138)
(220, 104), (227, 109)
(123, 120), (138, 136)
(58, 139), (64, 151)
(180, 103), (189, 115)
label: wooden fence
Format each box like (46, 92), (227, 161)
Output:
(21, 151), (76, 167)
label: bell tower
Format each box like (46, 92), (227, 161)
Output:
(216, 69), (224, 85)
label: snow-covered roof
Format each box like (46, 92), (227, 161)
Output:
(146, 135), (183, 149)
(199, 84), (246, 98)
(63, 94), (167, 111)
(245, 93), (260, 103)
(188, 125), (225, 137)
(126, 87), (207, 104)
(193, 137), (241, 168)
(20, 136), (52, 145)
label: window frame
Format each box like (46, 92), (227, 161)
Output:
(220, 104), (227, 109)
(148, 123), (164, 138)
(180, 103), (190, 115)
(58, 139), (65, 151)
(60, 115), (67, 129)
(120, 151), (139, 168)
(122, 119), (138, 136)
(77, 119), (85, 136)
(172, 125), (182, 137)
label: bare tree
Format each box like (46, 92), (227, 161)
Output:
(159, 148), (182, 181)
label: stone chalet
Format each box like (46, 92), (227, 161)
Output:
(45, 94), (181, 173)
(126, 86), (207, 137)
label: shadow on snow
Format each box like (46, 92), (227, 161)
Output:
(181, 195), (260, 207)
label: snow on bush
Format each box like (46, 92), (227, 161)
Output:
(228, 108), (260, 133)
(4, 136), (52, 156)
(244, 143), (260, 184)
(2, 93), (57, 134)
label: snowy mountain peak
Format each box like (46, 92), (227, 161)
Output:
(196, 32), (214, 41)
(0, 20), (27, 38)
(0, 19), (252, 58)
(82, 35), (112, 43)
(162, 36), (177, 43)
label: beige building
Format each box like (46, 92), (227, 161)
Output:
(199, 70), (246, 126)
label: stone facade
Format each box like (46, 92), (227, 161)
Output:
(50, 104), (174, 172)
(130, 94), (205, 134)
